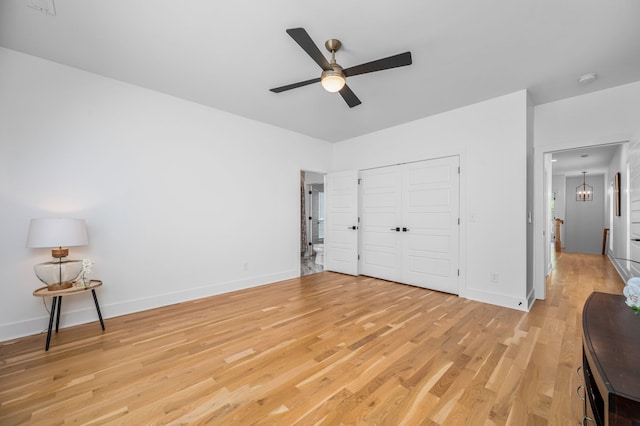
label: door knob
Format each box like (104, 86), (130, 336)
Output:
(348, 226), (357, 230)
(402, 227), (410, 232)
(390, 227), (400, 232)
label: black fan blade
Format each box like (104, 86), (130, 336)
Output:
(286, 28), (332, 71)
(343, 52), (412, 78)
(339, 84), (361, 108)
(270, 77), (321, 93)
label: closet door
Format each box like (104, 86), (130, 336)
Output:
(402, 156), (459, 293)
(359, 167), (402, 281)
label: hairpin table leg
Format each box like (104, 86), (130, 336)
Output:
(55, 296), (62, 332)
(91, 289), (105, 331)
(45, 296), (58, 351)
(34, 281), (105, 351)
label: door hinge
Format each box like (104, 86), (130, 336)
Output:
(358, 254), (360, 260)
(358, 178), (362, 185)
(358, 217), (360, 223)
(457, 269), (460, 276)
(458, 218), (460, 225)
(458, 166), (460, 174)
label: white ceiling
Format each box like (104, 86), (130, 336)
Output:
(1, 0), (639, 143)
(551, 144), (622, 177)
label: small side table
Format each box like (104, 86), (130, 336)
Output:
(32, 280), (106, 351)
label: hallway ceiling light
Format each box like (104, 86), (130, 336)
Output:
(576, 171), (593, 201)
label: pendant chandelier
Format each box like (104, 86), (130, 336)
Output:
(576, 171), (593, 201)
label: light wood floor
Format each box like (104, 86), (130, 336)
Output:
(0, 252), (625, 425)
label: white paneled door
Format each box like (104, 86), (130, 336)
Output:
(360, 156), (460, 294)
(402, 158), (460, 293)
(325, 170), (359, 275)
(359, 167), (403, 282)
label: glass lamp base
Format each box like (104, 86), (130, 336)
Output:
(34, 259), (83, 290)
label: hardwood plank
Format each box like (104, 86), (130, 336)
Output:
(0, 252), (625, 424)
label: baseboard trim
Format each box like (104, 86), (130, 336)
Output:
(461, 287), (530, 312)
(0, 269), (299, 342)
(608, 254), (631, 284)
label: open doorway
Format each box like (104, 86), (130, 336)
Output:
(301, 170), (326, 276)
(544, 143), (626, 280)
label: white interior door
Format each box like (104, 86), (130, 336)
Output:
(359, 167), (402, 281)
(325, 170), (359, 275)
(358, 156), (460, 294)
(402, 157), (459, 293)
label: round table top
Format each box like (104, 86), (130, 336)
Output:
(33, 280), (102, 297)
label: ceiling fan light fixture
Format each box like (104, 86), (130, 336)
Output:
(270, 28), (412, 108)
(321, 66), (346, 93)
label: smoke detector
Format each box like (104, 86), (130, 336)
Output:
(27, 0), (56, 15)
(578, 73), (598, 84)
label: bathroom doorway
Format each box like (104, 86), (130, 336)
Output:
(301, 170), (326, 276)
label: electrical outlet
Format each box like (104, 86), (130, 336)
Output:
(489, 272), (499, 283)
(243, 262), (249, 271)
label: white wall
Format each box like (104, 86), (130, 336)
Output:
(533, 81), (640, 299)
(526, 96), (535, 299)
(0, 48), (332, 340)
(564, 174), (605, 254)
(607, 137), (640, 282)
(333, 91), (531, 311)
(3, 45), (640, 341)
(607, 143), (631, 279)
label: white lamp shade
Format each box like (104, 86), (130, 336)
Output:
(26, 218), (88, 248)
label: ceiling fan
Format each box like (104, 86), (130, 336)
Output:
(270, 28), (412, 108)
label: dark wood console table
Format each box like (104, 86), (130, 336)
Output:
(581, 292), (640, 425)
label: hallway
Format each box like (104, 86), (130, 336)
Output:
(525, 251), (625, 423)
(545, 251), (623, 307)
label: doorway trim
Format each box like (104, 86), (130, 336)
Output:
(300, 169), (327, 277)
(534, 141), (629, 301)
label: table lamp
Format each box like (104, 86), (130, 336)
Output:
(26, 218), (89, 290)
